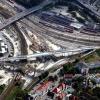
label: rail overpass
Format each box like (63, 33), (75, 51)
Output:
(0, 47), (96, 62)
(0, 0), (53, 30)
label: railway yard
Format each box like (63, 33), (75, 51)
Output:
(0, 0), (100, 100)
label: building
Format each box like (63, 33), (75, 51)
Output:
(91, 74), (100, 84)
(75, 62), (89, 75)
(0, 38), (8, 57)
(70, 22), (83, 30)
(87, 61), (100, 69)
(64, 74), (74, 85)
(30, 81), (53, 99)
(0, 70), (13, 85)
(52, 83), (74, 100)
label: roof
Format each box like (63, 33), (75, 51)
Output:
(64, 74), (74, 78)
(0, 38), (2, 41)
(0, 40), (7, 54)
(36, 81), (52, 92)
(66, 94), (72, 97)
(58, 83), (66, 89)
(70, 22), (83, 29)
(0, 48), (6, 53)
(1, 42), (5, 46)
(87, 61), (100, 69)
(75, 62), (88, 69)
(56, 93), (65, 99)
(65, 86), (74, 94)
(52, 88), (61, 94)
(52, 83), (67, 94)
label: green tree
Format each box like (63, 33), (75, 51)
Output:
(92, 87), (100, 98)
(63, 62), (73, 72)
(0, 84), (5, 94)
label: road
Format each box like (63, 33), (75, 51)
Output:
(12, 24), (28, 55)
(0, 0), (53, 30)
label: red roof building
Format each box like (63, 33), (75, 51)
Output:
(58, 83), (66, 90)
(52, 88), (61, 94)
(36, 81), (52, 92)
(64, 74), (74, 79)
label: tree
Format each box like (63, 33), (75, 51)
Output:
(59, 69), (64, 76)
(91, 96), (99, 100)
(15, 89), (28, 100)
(15, 0), (43, 8)
(92, 87), (100, 98)
(74, 76), (84, 83)
(63, 62), (76, 74)
(0, 84), (5, 94)
(73, 59), (80, 65)
(91, 79), (96, 86)
(54, 75), (58, 81)
(33, 64), (37, 77)
(39, 71), (49, 80)
(63, 62), (73, 73)
(48, 76), (54, 82)
(71, 12), (77, 18)
(15, 68), (25, 76)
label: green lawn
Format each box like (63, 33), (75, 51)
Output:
(96, 49), (100, 57)
(83, 53), (100, 63)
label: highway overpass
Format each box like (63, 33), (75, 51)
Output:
(0, 0), (53, 30)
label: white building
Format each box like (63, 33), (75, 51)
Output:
(0, 37), (8, 57)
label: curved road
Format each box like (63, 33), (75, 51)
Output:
(0, 7), (28, 55)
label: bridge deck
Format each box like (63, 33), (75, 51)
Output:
(0, 48), (96, 62)
(0, 0), (52, 30)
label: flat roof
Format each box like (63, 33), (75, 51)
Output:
(70, 23), (83, 29)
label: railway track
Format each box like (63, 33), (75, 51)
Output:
(36, 21), (100, 42)
(23, 18), (100, 46)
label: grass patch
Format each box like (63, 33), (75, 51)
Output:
(95, 49), (100, 57)
(83, 53), (100, 63)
